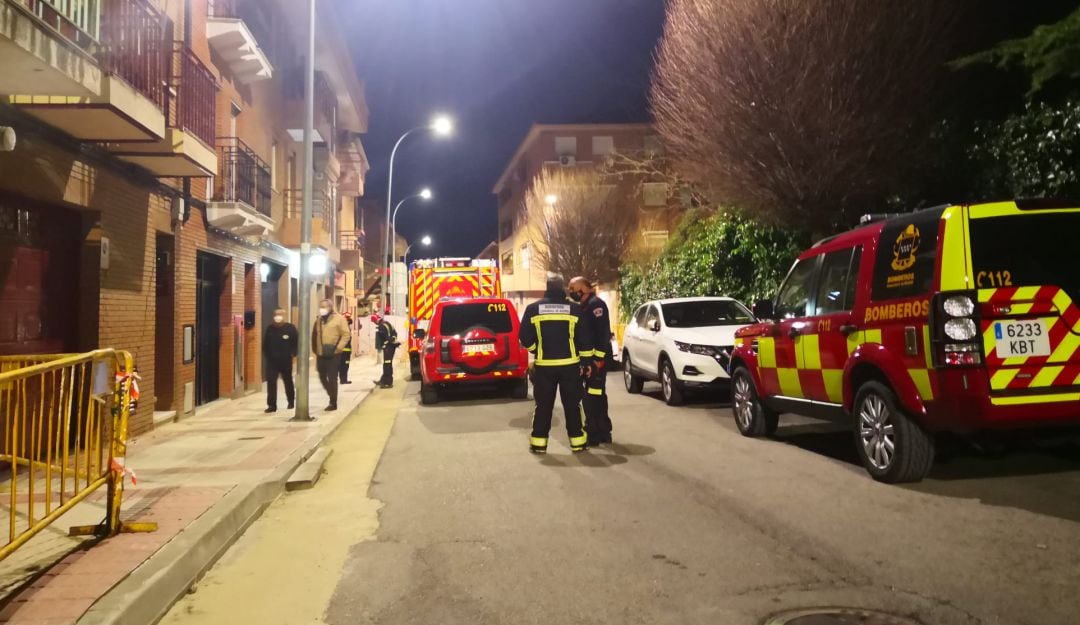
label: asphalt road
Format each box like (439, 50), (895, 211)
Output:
(165, 372), (1080, 625)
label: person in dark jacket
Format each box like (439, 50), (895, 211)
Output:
(519, 275), (594, 454)
(569, 277), (613, 445)
(339, 313), (356, 384)
(263, 308), (298, 413)
(373, 312), (399, 388)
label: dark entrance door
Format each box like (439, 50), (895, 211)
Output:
(155, 234), (176, 410)
(195, 252), (225, 405)
(259, 261), (286, 381)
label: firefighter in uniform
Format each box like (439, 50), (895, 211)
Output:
(519, 276), (594, 454)
(569, 277), (612, 445)
(373, 313), (399, 388)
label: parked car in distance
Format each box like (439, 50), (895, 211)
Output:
(415, 297), (530, 405)
(622, 297), (756, 405)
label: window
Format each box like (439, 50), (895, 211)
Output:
(633, 306), (649, 326)
(814, 247), (862, 315)
(555, 136), (577, 156)
(592, 136), (615, 158)
(501, 251), (514, 275)
(774, 258), (816, 319)
(644, 304), (660, 329)
(871, 208), (944, 301)
(969, 212), (1080, 306)
(436, 303), (513, 335)
(520, 243), (531, 270)
(270, 141), (278, 189)
(662, 300), (755, 328)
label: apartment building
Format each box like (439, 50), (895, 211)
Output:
(0, 0), (369, 433)
(491, 123), (673, 313)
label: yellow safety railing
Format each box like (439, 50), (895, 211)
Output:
(0, 349), (145, 561)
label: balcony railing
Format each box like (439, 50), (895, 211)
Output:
(339, 229), (365, 251)
(21, 0), (100, 48)
(97, 0), (170, 108)
(170, 43), (217, 147)
(284, 188), (330, 220)
(206, 0), (237, 18)
(214, 138), (271, 217)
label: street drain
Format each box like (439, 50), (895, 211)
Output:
(764, 608), (921, 625)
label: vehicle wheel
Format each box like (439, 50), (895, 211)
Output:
(731, 367), (779, 437)
(623, 351), (644, 394)
(660, 359), (684, 406)
(510, 378), (529, 400)
(409, 354), (421, 381)
(853, 381), (935, 483)
(420, 382), (439, 405)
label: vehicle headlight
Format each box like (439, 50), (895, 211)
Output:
(944, 318), (977, 341)
(943, 295), (975, 318)
(675, 341), (719, 358)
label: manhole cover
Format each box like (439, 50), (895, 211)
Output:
(765, 608), (920, 625)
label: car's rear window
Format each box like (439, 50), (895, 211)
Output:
(662, 300), (754, 327)
(871, 208), (944, 301)
(969, 212), (1080, 305)
(436, 303), (514, 335)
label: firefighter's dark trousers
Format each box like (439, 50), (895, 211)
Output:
(584, 368), (611, 442)
(530, 364), (587, 450)
(339, 351), (351, 383)
(378, 343), (398, 386)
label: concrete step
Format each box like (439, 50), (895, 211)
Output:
(286, 447), (333, 491)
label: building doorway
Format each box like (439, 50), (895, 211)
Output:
(195, 251), (227, 405)
(154, 234), (175, 410)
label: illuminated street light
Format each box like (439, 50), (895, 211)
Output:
(545, 194), (558, 206)
(431, 115), (453, 136)
(419, 187), (433, 200)
(405, 235), (433, 265)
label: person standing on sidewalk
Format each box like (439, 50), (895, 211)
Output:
(372, 312), (399, 388)
(312, 299), (350, 411)
(339, 312), (356, 385)
(518, 275), (593, 454)
(569, 276), (613, 446)
(263, 308), (297, 413)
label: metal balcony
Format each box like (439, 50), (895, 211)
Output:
(206, 0), (272, 84)
(206, 138), (274, 237)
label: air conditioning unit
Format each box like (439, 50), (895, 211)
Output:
(558, 155), (576, 167)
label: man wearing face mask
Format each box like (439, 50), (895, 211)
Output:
(263, 308), (298, 413)
(312, 299), (350, 411)
(569, 277), (613, 446)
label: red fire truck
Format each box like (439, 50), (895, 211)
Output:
(406, 258), (501, 379)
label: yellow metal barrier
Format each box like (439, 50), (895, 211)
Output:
(0, 349), (150, 561)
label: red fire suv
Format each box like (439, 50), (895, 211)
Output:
(415, 297), (530, 405)
(730, 200), (1080, 483)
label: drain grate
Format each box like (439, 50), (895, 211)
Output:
(765, 608), (920, 625)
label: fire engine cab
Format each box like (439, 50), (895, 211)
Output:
(406, 258), (501, 379)
(730, 200), (1080, 483)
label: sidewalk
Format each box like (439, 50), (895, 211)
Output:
(0, 359), (389, 625)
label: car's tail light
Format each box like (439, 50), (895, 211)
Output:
(931, 291), (983, 368)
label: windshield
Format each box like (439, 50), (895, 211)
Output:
(661, 300), (754, 328)
(436, 303), (514, 336)
(969, 212), (1080, 306)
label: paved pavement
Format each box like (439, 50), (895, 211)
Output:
(0, 359), (384, 625)
(164, 373), (1080, 625)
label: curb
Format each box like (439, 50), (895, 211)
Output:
(77, 387), (377, 625)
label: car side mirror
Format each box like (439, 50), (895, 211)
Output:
(752, 300), (774, 320)
(413, 328), (426, 340)
(649, 319), (660, 332)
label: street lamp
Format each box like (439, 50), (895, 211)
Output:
(382, 115), (454, 315)
(544, 194), (558, 206)
(293, 0), (318, 421)
(392, 187), (433, 272)
(404, 235), (433, 266)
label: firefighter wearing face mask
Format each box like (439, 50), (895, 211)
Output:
(569, 277), (613, 446)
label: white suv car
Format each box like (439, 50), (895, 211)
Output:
(621, 297), (756, 405)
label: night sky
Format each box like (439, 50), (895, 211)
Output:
(335, 0), (666, 258)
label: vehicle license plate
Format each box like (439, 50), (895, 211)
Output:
(463, 343), (492, 354)
(994, 320), (1051, 358)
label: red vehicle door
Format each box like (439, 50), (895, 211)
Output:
(758, 256), (819, 399)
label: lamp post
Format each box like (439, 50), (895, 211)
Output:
(382, 116), (452, 315)
(391, 187), (432, 272)
(404, 235), (433, 266)
(293, 0), (317, 422)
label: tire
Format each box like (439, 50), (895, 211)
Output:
(409, 353), (421, 382)
(510, 378), (529, 400)
(420, 382), (439, 405)
(731, 367), (779, 437)
(623, 351), (645, 394)
(853, 381), (935, 483)
(659, 358), (684, 406)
